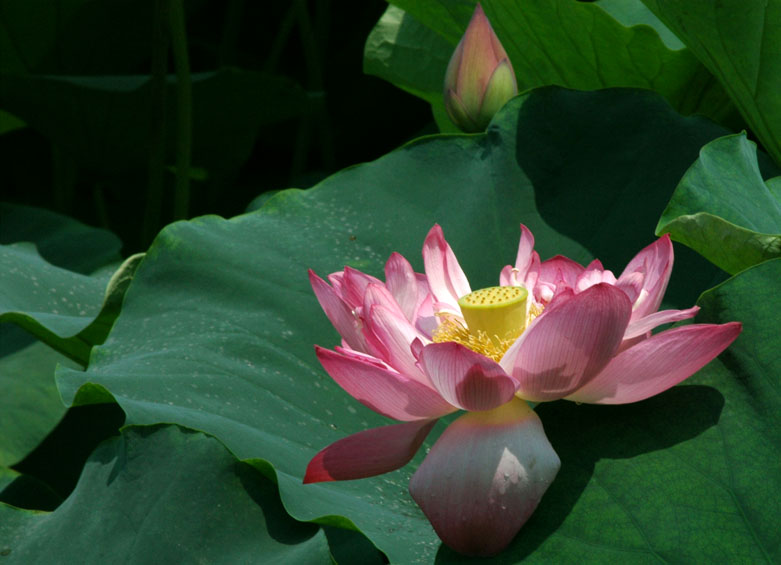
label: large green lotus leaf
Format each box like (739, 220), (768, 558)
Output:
(0, 425), (331, 564)
(0, 243), (142, 365)
(0, 69), (307, 175)
(53, 88), (745, 563)
(0, 468), (17, 493)
(0, 243), (108, 363)
(0, 204), (129, 469)
(0, 343), (76, 467)
(0, 205), (126, 469)
(656, 134), (781, 275)
(641, 0), (781, 166)
(365, 0), (736, 132)
(73, 253), (145, 352)
(0, 202), (123, 358)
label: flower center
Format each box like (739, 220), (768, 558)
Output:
(459, 286), (528, 345)
(432, 286), (533, 362)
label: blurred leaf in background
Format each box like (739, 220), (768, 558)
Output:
(365, 0), (740, 133)
(0, 71), (308, 176)
(0, 0), (431, 251)
(642, 0), (781, 166)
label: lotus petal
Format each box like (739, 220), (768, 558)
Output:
(409, 399), (559, 556)
(566, 322), (742, 404)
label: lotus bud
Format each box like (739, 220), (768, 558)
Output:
(443, 3), (518, 133)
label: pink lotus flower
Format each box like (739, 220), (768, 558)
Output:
(304, 224), (741, 556)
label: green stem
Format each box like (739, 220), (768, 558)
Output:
(311, 0), (334, 171)
(143, 0), (169, 246)
(263, 3), (297, 73)
(218, 0), (245, 67)
(168, 0), (192, 221)
(292, 0), (334, 175)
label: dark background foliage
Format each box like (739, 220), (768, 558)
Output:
(0, 0), (432, 253)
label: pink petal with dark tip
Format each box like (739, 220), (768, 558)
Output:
(304, 419), (437, 483)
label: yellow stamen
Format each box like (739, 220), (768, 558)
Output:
(431, 316), (513, 362)
(432, 286), (542, 362)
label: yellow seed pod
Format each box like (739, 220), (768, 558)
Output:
(457, 286), (528, 347)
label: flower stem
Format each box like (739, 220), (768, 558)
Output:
(168, 0), (192, 221)
(143, 0), (169, 246)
